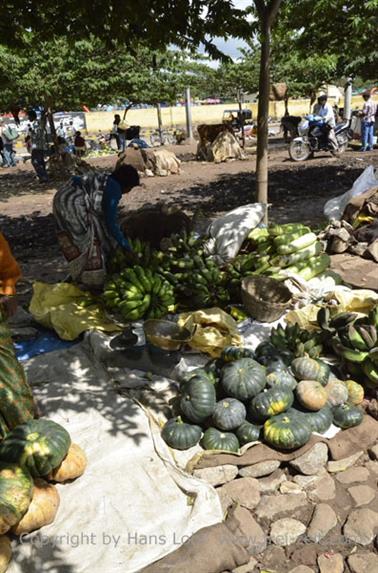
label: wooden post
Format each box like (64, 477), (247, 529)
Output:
(156, 103), (163, 145)
(185, 87), (193, 141)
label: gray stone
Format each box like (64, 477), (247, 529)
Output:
(348, 485), (376, 507)
(317, 552), (344, 573)
(289, 567), (315, 573)
(239, 460), (280, 478)
(232, 557), (257, 573)
(343, 508), (378, 546)
(368, 443), (378, 460)
(327, 451), (364, 473)
(308, 474), (336, 502)
(279, 481), (303, 494)
(255, 493), (307, 521)
(228, 506), (267, 554)
(270, 517), (306, 546)
(218, 478), (260, 511)
(364, 460), (378, 476)
(193, 464), (238, 486)
(335, 467), (370, 485)
(348, 552), (378, 573)
(293, 470), (326, 489)
(307, 503), (338, 542)
(257, 470), (287, 494)
(289, 443), (328, 475)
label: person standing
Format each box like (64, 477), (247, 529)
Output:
(112, 114), (127, 152)
(360, 90), (377, 152)
(0, 231), (37, 434)
(28, 110), (49, 182)
(0, 122), (19, 167)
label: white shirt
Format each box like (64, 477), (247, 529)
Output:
(313, 102), (336, 127)
(362, 98), (377, 123)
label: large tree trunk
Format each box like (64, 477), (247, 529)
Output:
(255, 0), (283, 223)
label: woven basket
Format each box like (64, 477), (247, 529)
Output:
(241, 276), (292, 323)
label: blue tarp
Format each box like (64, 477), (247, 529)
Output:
(15, 331), (79, 361)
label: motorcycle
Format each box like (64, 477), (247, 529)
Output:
(289, 115), (352, 161)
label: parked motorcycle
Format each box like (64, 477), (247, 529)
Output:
(289, 115), (352, 161)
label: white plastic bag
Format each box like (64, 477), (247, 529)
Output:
(204, 204), (266, 262)
(324, 165), (378, 220)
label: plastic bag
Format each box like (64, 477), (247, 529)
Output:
(324, 165), (378, 221)
(178, 307), (243, 357)
(29, 282), (121, 340)
(204, 204), (266, 263)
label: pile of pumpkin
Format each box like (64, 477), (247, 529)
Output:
(0, 418), (86, 573)
(161, 346), (365, 453)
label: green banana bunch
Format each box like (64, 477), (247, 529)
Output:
(103, 265), (175, 321)
(270, 323), (323, 358)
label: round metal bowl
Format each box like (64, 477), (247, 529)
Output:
(143, 319), (193, 351)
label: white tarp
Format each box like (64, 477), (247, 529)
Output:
(9, 337), (222, 573)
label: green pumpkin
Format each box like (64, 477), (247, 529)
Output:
(0, 462), (33, 534)
(235, 421), (262, 445)
(291, 356), (329, 386)
(250, 387), (294, 421)
(303, 406), (333, 434)
(266, 363), (297, 391)
(0, 419), (71, 477)
(161, 417), (202, 450)
(264, 411), (312, 450)
(180, 377), (216, 423)
(325, 379), (349, 407)
(201, 428), (239, 452)
(332, 404), (364, 429)
(344, 380), (364, 405)
(212, 398), (246, 431)
(221, 358), (266, 401)
(255, 341), (292, 366)
(315, 359), (331, 386)
(221, 346), (255, 363)
(180, 368), (217, 386)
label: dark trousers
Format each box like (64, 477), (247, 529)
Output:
(31, 149), (48, 181)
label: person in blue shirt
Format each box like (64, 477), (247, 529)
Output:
(53, 164), (140, 288)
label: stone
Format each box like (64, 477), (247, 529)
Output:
(260, 545), (286, 569)
(255, 493), (307, 521)
(348, 485), (376, 507)
(307, 503), (338, 542)
(239, 460), (280, 478)
(368, 443), (378, 460)
(317, 552), (344, 573)
(343, 508), (378, 545)
(279, 481), (303, 494)
(307, 474), (336, 502)
(232, 557), (258, 573)
(258, 470), (287, 494)
(327, 451), (364, 473)
(335, 467), (370, 485)
(289, 443), (328, 475)
(193, 464), (238, 486)
(289, 568), (315, 573)
(227, 506), (267, 554)
(364, 460), (378, 476)
(218, 478), (260, 511)
(293, 470), (326, 489)
(270, 518), (306, 546)
(348, 552), (378, 573)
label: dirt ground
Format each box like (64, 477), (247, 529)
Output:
(1, 142), (377, 296)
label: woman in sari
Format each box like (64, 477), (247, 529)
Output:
(53, 164), (140, 288)
(0, 232), (36, 437)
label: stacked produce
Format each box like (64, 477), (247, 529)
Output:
(161, 345), (364, 452)
(103, 266), (176, 321)
(317, 305), (378, 388)
(268, 322), (324, 359)
(0, 418), (86, 572)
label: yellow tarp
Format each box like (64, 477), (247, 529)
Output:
(29, 282), (121, 340)
(285, 287), (378, 329)
(178, 307), (243, 357)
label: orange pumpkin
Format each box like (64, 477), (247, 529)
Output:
(11, 479), (60, 535)
(296, 380), (328, 411)
(48, 443), (87, 483)
(0, 536), (12, 573)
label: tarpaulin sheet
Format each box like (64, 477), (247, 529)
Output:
(9, 335), (222, 573)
